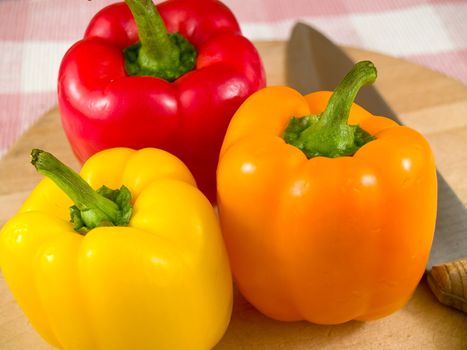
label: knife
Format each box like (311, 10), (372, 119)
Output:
(286, 22), (467, 313)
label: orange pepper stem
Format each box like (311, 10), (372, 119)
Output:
(123, 0), (196, 81)
(284, 61), (376, 158)
(31, 149), (132, 234)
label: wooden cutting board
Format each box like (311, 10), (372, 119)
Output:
(0, 42), (466, 349)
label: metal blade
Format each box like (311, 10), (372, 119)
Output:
(286, 22), (467, 268)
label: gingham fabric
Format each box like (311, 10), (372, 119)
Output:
(1, 0), (466, 159)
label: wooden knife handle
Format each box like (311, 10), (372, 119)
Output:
(427, 258), (467, 313)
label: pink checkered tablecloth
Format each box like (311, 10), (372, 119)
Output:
(1, 0), (466, 159)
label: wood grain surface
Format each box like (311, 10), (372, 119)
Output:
(0, 42), (466, 349)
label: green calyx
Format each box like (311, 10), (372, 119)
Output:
(69, 185), (132, 234)
(31, 149), (132, 235)
(123, 0), (196, 82)
(283, 61), (377, 158)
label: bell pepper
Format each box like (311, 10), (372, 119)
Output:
(0, 148), (232, 350)
(58, 0), (266, 203)
(217, 61), (437, 324)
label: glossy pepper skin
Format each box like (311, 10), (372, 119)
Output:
(217, 63), (437, 324)
(58, 0), (266, 203)
(0, 148), (232, 350)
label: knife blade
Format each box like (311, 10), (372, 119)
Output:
(286, 22), (467, 312)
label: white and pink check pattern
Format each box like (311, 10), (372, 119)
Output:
(1, 0), (466, 159)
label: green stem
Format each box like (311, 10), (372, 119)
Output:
(126, 0), (177, 64)
(283, 61), (377, 158)
(31, 149), (132, 234)
(123, 0), (196, 81)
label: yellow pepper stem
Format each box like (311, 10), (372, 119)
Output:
(31, 149), (132, 234)
(284, 61), (377, 158)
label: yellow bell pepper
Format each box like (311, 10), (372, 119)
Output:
(0, 148), (232, 350)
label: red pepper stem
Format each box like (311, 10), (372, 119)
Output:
(123, 0), (196, 81)
(124, 0), (177, 64)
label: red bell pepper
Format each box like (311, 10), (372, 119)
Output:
(58, 0), (265, 202)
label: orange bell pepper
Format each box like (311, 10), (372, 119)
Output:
(217, 61), (437, 324)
